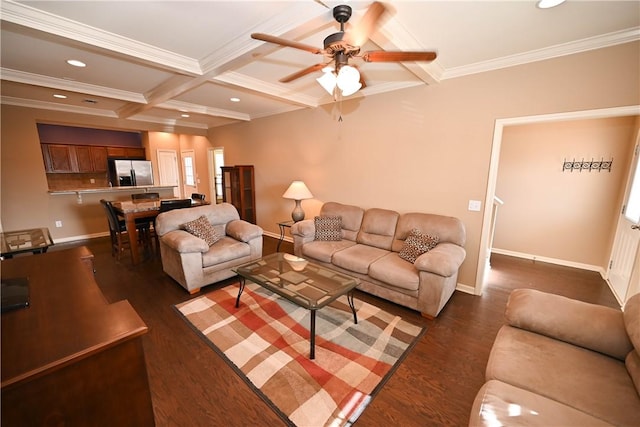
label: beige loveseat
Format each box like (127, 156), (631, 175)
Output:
(470, 289), (640, 426)
(290, 202), (466, 318)
(155, 203), (263, 294)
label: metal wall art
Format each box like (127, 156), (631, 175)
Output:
(562, 158), (613, 173)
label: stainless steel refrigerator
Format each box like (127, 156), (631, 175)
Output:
(110, 160), (154, 186)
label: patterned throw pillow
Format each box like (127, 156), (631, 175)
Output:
(314, 216), (342, 241)
(398, 228), (439, 263)
(182, 215), (221, 246)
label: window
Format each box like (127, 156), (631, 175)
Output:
(183, 156), (195, 186)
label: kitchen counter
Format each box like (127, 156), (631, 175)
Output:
(49, 185), (176, 195)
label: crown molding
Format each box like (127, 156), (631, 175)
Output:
(1, 68), (146, 103)
(1, 96), (117, 117)
(1, 0), (202, 75)
(158, 100), (251, 121)
(441, 27), (640, 80)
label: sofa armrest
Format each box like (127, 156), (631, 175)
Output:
(506, 289), (632, 360)
(291, 219), (315, 239)
(226, 220), (263, 242)
(413, 243), (466, 277)
(161, 230), (209, 253)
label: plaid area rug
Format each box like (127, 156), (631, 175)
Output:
(175, 282), (425, 427)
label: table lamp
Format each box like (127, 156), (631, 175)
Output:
(282, 181), (313, 222)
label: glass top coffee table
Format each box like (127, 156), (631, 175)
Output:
(0, 228), (54, 259)
(233, 252), (359, 359)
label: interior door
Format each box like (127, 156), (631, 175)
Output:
(181, 149), (197, 199)
(157, 149), (180, 197)
(608, 140), (640, 304)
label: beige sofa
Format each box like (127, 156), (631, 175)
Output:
(470, 289), (640, 426)
(290, 202), (466, 318)
(155, 203), (263, 294)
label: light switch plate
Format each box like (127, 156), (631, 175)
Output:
(468, 200), (482, 211)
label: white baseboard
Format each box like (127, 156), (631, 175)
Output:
(52, 231), (110, 244)
(264, 230), (292, 243)
(491, 248), (606, 278)
(456, 283), (477, 295)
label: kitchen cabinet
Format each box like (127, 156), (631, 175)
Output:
(221, 165), (256, 223)
(106, 146), (146, 159)
(75, 146), (108, 172)
(42, 144), (114, 173)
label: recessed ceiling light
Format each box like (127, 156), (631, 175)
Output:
(53, 94), (67, 99)
(536, 0), (566, 9)
(181, 113), (190, 118)
(230, 97), (240, 102)
(66, 59), (86, 67)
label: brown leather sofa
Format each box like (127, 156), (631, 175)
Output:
(470, 289), (640, 426)
(291, 202), (466, 318)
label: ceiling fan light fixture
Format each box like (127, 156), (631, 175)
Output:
(336, 65), (361, 96)
(536, 0), (566, 9)
(317, 70), (337, 95)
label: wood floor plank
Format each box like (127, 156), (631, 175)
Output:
(47, 238), (619, 426)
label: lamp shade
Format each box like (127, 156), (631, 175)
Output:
(282, 181), (313, 200)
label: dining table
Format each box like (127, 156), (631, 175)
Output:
(111, 198), (209, 265)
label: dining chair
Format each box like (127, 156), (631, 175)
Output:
(100, 199), (152, 260)
(131, 192), (160, 240)
(131, 192), (160, 200)
(100, 199), (132, 260)
(159, 199), (193, 213)
(191, 193), (205, 201)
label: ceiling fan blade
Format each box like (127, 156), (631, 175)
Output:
(346, 1), (387, 47)
(280, 63), (326, 83)
(252, 33), (322, 55)
(362, 51), (437, 62)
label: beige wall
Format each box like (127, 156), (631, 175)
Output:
(208, 42), (640, 289)
(494, 116), (638, 268)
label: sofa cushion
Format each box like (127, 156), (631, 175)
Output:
(369, 253), (420, 292)
(624, 292), (640, 353)
(182, 215), (221, 246)
(332, 244), (389, 275)
(319, 202), (364, 241)
(627, 350), (640, 397)
(356, 208), (399, 250)
(392, 212), (465, 252)
(398, 228), (439, 263)
(201, 237), (251, 267)
(156, 202), (240, 236)
(301, 240), (356, 263)
(314, 215), (342, 241)
(470, 380), (614, 427)
(505, 289), (632, 360)
(486, 325), (640, 426)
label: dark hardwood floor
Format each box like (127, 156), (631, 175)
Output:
(50, 237), (619, 426)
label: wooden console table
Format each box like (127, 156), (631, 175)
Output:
(1, 246), (155, 425)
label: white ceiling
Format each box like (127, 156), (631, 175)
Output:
(1, 0), (639, 130)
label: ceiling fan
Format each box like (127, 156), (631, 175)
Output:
(251, 2), (437, 96)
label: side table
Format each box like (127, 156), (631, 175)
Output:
(277, 220), (295, 252)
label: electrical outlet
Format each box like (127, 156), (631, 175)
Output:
(90, 178), (95, 184)
(468, 200), (482, 212)
(55, 220), (63, 228)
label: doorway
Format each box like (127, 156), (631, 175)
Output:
(477, 106), (640, 300)
(208, 148), (225, 203)
(181, 149), (197, 198)
(157, 149), (180, 197)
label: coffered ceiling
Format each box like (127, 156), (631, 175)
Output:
(1, 0), (638, 130)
